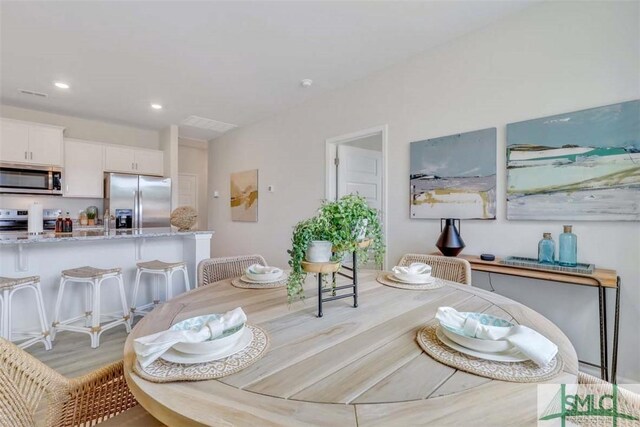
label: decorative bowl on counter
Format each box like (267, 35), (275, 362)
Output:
(171, 206), (198, 231)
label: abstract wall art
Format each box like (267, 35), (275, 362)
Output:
(506, 100), (640, 221)
(410, 128), (497, 220)
(230, 169), (258, 222)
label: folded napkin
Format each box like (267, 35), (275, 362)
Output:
(247, 264), (281, 275)
(134, 307), (247, 367)
(435, 307), (558, 367)
(392, 262), (431, 276)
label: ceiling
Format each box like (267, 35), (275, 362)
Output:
(0, 1), (533, 141)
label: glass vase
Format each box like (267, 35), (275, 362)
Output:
(558, 225), (577, 267)
(538, 233), (555, 264)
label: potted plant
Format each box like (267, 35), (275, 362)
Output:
(286, 194), (384, 302)
(86, 210), (96, 226)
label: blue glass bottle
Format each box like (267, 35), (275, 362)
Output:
(538, 233), (555, 264)
(559, 225), (577, 267)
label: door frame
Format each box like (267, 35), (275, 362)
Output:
(325, 125), (388, 269)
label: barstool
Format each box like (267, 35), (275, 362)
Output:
(130, 260), (190, 318)
(51, 266), (131, 348)
(0, 276), (52, 350)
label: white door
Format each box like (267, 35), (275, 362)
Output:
(178, 173), (198, 227)
(337, 145), (382, 210)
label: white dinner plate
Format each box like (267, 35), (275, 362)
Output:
(240, 273), (285, 284)
(389, 274), (435, 285)
(435, 326), (528, 363)
(160, 327), (254, 364)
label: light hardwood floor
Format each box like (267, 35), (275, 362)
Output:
(25, 322), (136, 377)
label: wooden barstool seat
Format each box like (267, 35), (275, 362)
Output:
(130, 260), (190, 319)
(51, 266), (131, 348)
(0, 276), (52, 350)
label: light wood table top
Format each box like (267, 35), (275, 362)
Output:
(124, 271), (578, 426)
(459, 255), (618, 288)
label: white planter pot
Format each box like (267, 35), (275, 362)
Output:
(305, 240), (332, 263)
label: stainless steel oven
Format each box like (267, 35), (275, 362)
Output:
(0, 164), (63, 195)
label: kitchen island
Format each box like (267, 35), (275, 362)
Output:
(0, 228), (213, 338)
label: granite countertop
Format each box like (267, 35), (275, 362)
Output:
(0, 228), (214, 245)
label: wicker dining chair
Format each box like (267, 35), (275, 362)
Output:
(578, 372), (640, 414)
(198, 254), (268, 287)
(0, 338), (161, 427)
(397, 254), (472, 285)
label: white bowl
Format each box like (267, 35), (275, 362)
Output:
(440, 326), (512, 353)
(245, 269), (283, 282)
(170, 314), (246, 355)
(392, 272), (433, 284)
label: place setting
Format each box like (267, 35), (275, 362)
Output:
(376, 262), (446, 290)
(132, 307), (269, 383)
(231, 264), (288, 289)
(416, 307), (564, 382)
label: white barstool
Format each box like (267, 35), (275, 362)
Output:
(130, 260), (190, 318)
(0, 276), (52, 350)
(51, 266), (131, 348)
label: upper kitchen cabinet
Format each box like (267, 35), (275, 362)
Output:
(135, 149), (164, 175)
(104, 145), (164, 176)
(64, 139), (104, 198)
(0, 119), (64, 166)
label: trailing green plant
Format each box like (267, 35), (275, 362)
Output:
(86, 211), (96, 220)
(287, 194), (385, 302)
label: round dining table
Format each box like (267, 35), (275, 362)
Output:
(124, 270), (578, 426)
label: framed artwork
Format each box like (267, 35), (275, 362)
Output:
(506, 100), (640, 221)
(230, 169), (258, 222)
(410, 128), (497, 220)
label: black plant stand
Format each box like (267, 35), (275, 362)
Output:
(302, 253), (358, 318)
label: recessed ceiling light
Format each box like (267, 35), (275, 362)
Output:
(54, 82), (70, 89)
(151, 103), (163, 110)
(300, 79), (313, 88)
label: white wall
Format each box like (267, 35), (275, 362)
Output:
(0, 104), (160, 149)
(208, 2), (640, 382)
(178, 138), (209, 229)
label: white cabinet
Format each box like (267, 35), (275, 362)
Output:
(135, 149), (164, 175)
(0, 119), (63, 166)
(104, 145), (137, 173)
(64, 139), (105, 198)
(0, 120), (29, 163)
(104, 145), (164, 176)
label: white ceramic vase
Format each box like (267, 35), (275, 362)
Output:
(305, 240), (332, 263)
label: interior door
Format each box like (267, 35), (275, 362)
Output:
(337, 145), (382, 210)
(337, 145), (383, 266)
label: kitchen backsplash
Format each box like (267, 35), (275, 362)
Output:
(0, 194), (103, 218)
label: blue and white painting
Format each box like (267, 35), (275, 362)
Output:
(507, 100), (640, 221)
(410, 128), (496, 220)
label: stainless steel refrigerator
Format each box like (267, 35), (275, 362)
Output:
(104, 173), (172, 229)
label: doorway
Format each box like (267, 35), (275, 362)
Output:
(325, 125), (388, 268)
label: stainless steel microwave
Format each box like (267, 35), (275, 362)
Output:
(0, 163), (63, 195)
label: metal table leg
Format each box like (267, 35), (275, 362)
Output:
(352, 251), (358, 308)
(612, 277), (621, 383)
(598, 285), (609, 381)
(317, 273), (323, 318)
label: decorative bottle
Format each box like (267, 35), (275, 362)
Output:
(558, 225), (577, 267)
(537, 233), (555, 264)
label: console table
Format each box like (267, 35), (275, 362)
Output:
(458, 254), (620, 383)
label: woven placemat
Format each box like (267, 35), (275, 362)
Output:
(376, 272), (446, 290)
(133, 325), (268, 383)
(231, 275), (287, 289)
(416, 323), (563, 383)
